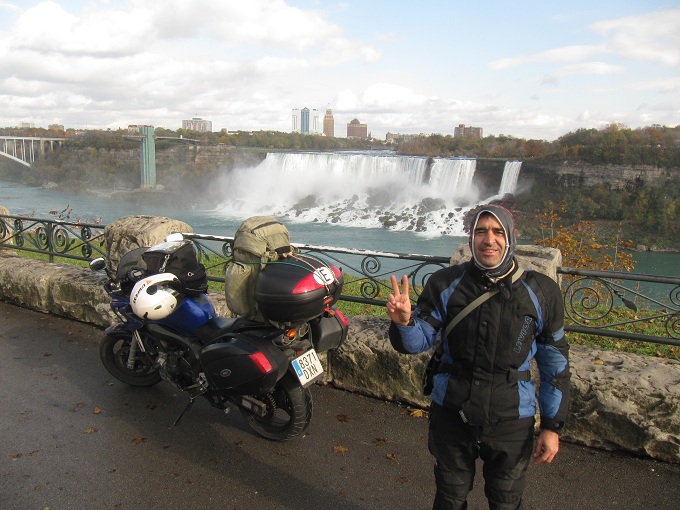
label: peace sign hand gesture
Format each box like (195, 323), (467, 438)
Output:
(386, 275), (412, 326)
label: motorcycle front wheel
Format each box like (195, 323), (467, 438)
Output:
(241, 373), (313, 441)
(100, 333), (162, 387)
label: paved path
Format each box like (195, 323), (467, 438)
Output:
(1, 300), (679, 510)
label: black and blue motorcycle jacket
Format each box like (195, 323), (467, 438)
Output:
(389, 260), (570, 432)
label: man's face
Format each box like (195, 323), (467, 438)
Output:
(472, 213), (507, 268)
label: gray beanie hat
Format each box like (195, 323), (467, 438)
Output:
(469, 204), (517, 279)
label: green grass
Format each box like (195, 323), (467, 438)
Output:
(565, 303), (679, 360)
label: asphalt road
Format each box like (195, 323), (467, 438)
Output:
(1, 300), (679, 510)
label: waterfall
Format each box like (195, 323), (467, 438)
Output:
(498, 161), (522, 196)
(214, 152), (514, 236)
(429, 158), (477, 199)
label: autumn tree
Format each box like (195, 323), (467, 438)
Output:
(535, 201), (635, 272)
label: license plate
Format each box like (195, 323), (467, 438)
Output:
(291, 349), (324, 387)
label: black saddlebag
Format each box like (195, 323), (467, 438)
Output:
(309, 307), (349, 352)
(200, 333), (288, 395)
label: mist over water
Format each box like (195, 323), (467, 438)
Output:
(213, 152), (520, 237)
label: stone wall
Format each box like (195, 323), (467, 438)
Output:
(1, 212), (679, 464)
(520, 161), (673, 191)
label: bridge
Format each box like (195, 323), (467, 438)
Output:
(0, 135), (65, 167)
(123, 127), (198, 188)
(0, 131), (197, 188)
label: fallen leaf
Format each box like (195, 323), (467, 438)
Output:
(409, 408), (427, 418)
(395, 476), (409, 484)
(593, 358), (605, 365)
(332, 445), (349, 454)
(372, 438), (388, 446)
(93, 407), (102, 415)
(8, 451), (22, 459)
(386, 452), (398, 463)
(336, 414), (350, 423)
(43, 352), (52, 357)
(132, 436), (147, 445)
(83, 427), (97, 434)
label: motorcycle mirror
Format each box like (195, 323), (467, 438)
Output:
(166, 233), (184, 242)
(89, 258), (107, 272)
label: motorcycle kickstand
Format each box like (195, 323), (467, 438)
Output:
(173, 396), (196, 427)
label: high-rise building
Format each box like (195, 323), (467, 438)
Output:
(182, 117), (212, 132)
(323, 109), (334, 137)
(292, 107), (320, 134)
(311, 109), (319, 134)
(292, 109), (301, 132)
(454, 124), (483, 139)
(301, 107), (310, 134)
(347, 118), (368, 139)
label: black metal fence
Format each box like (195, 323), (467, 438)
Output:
(1, 214), (678, 347)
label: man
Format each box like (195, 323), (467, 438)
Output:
(387, 204), (570, 510)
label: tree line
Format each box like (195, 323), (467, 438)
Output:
(3, 122), (678, 167)
(397, 123), (680, 168)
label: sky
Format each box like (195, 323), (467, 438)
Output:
(0, 0), (679, 141)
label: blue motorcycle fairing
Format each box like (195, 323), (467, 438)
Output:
(151, 293), (217, 334)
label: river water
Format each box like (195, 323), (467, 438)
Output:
(0, 179), (465, 256)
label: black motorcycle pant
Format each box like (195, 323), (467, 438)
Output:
(428, 403), (534, 510)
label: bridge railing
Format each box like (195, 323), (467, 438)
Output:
(0, 136), (65, 166)
(1, 214), (678, 347)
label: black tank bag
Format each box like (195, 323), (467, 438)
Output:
(143, 240), (208, 296)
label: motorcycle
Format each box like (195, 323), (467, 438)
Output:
(89, 237), (348, 441)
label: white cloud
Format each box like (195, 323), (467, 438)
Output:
(631, 76), (680, 94)
(489, 45), (600, 69)
(555, 62), (626, 77)
(0, 1), (20, 12)
(11, 1), (156, 56)
(590, 8), (680, 67)
(361, 83), (428, 110)
(488, 8), (680, 72)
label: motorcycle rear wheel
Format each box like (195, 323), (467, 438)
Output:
(241, 373), (313, 441)
(100, 334), (162, 387)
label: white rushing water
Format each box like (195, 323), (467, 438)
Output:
(498, 161), (522, 196)
(213, 152), (522, 237)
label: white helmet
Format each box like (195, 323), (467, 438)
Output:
(130, 273), (183, 320)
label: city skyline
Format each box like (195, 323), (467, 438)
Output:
(0, 1), (678, 141)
